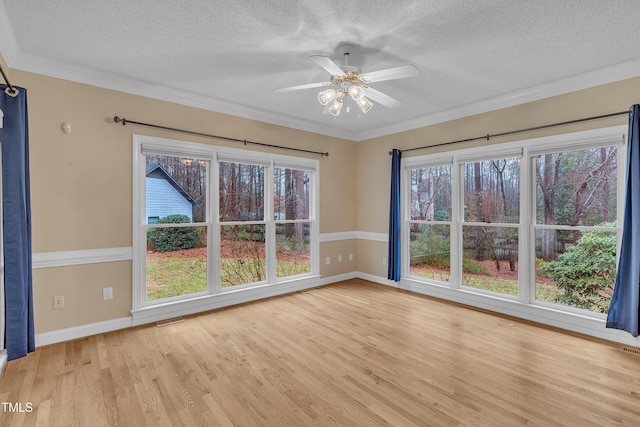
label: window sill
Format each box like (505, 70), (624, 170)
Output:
(131, 275), (321, 326)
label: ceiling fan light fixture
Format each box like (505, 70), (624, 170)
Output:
(318, 88), (336, 105)
(328, 94), (344, 116)
(356, 96), (373, 113)
(348, 85), (365, 100)
(275, 45), (416, 118)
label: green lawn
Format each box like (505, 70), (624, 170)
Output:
(146, 254), (310, 300)
(146, 256), (207, 300)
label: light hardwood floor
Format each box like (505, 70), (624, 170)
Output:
(1, 279), (640, 426)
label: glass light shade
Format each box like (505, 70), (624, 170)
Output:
(328, 96), (344, 116)
(356, 96), (373, 113)
(348, 85), (365, 100)
(318, 89), (336, 106)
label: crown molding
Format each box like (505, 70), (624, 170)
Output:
(354, 58), (640, 141)
(6, 49), (640, 144)
(6, 51), (355, 141)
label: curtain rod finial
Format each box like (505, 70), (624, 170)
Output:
(113, 116), (126, 126)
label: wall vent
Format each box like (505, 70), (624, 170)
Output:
(621, 346), (640, 356)
(156, 317), (185, 327)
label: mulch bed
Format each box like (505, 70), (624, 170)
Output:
(147, 242), (308, 261)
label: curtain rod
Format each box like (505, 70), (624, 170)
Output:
(390, 109), (630, 155)
(0, 64), (18, 95)
(113, 116), (329, 157)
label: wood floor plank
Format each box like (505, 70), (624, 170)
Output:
(2, 279), (640, 426)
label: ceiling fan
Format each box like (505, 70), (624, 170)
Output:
(274, 44), (419, 116)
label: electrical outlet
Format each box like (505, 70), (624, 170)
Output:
(382, 257), (387, 266)
(349, 253), (353, 261)
(53, 296), (64, 309)
(326, 256), (331, 265)
(103, 287), (113, 300)
(338, 254), (342, 262)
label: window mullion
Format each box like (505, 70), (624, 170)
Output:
(519, 147), (531, 304)
(451, 159), (462, 288)
(211, 153), (221, 293)
(265, 162), (276, 284)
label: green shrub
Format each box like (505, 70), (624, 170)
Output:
(410, 225), (450, 267)
(540, 225), (616, 313)
(147, 214), (201, 253)
(462, 257), (490, 275)
(411, 225), (491, 275)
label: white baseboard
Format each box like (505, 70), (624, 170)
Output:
(35, 317), (133, 347)
(318, 271), (357, 285)
(354, 271), (399, 287)
(0, 350), (6, 376)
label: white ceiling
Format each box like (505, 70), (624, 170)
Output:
(2, 0), (640, 141)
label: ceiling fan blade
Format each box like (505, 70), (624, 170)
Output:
(274, 81), (330, 93)
(360, 64), (419, 83)
(310, 55), (345, 76)
(363, 87), (401, 109)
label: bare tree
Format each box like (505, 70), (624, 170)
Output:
(572, 147), (616, 227)
(492, 160), (516, 271)
(474, 162), (485, 261)
(536, 153), (562, 260)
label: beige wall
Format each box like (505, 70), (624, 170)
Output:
(355, 77), (640, 277)
(9, 69), (357, 333)
(319, 239), (357, 277)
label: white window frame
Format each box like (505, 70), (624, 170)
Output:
(132, 134), (319, 316)
(406, 159), (454, 285)
(402, 125), (627, 341)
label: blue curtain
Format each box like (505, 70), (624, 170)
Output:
(607, 104), (640, 336)
(1, 85), (34, 360)
(387, 149), (402, 281)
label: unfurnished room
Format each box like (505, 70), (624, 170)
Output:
(1, 1), (640, 426)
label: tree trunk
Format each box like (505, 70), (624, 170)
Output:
(474, 162), (485, 261)
(537, 153), (559, 260)
(600, 147), (612, 222)
(492, 160), (515, 272)
(285, 169), (295, 238)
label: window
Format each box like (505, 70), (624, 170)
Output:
(462, 156), (520, 296)
(533, 146), (618, 313)
(133, 136), (319, 309)
(405, 126), (625, 322)
(144, 154), (209, 302)
(409, 164), (452, 282)
(218, 161), (266, 287)
(274, 167), (313, 279)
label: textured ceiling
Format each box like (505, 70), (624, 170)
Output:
(2, 0), (640, 140)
